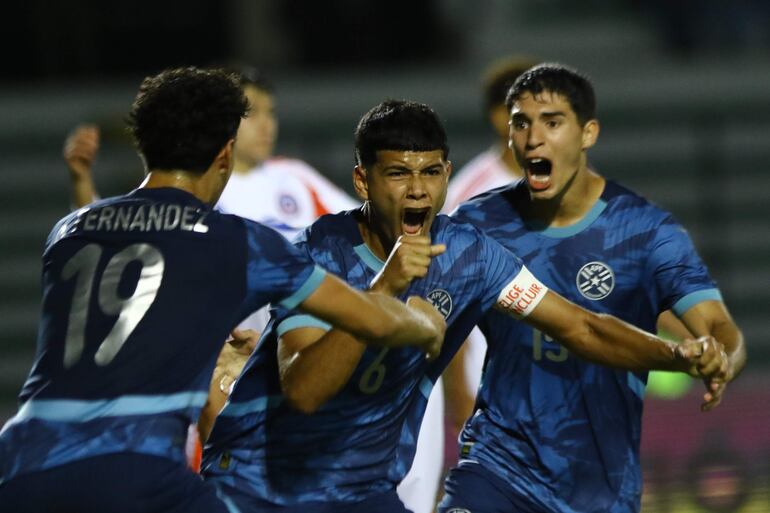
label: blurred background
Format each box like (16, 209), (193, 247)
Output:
(1, 1), (768, 511)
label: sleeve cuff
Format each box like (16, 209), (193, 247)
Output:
(276, 314), (332, 337)
(671, 288), (723, 316)
(278, 265), (327, 310)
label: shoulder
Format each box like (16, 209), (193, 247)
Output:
(602, 180), (676, 227)
(453, 180), (524, 224)
(295, 209), (358, 249)
(433, 214), (490, 250)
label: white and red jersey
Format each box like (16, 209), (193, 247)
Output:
(444, 147), (519, 214)
(217, 156), (358, 240)
(216, 156), (358, 332)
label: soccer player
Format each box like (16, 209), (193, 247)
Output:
(62, 68), (359, 452)
(0, 68), (446, 513)
(201, 99), (728, 513)
(438, 63), (746, 513)
(214, 66), (358, 241)
(63, 67), (358, 331)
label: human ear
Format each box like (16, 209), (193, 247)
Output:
(352, 165), (369, 201)
(581, 120), (599, 150)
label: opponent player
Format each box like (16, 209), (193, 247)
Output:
(439, 63), (746, 513)
(214, 66), (357, 240)
(0, 68), (446, 513)
(201, 99), (728, 513)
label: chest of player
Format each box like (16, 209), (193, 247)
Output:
(340, 251), (476, 399)
(505, 225), (655, 316)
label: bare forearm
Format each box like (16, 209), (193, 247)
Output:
(300, 275), (439, 349)
(522, 292), (686, 372)
(712, 321), (745, 380)
(680, 300), (746, 381)
(279, 331), (365, 414)
(581, 312), (686, 371)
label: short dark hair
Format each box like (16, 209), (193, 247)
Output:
(482, 56), (538, 112)
(127, 67), (248, 173)
(354, 99), (449, 168)
(506, 63), (596, 126)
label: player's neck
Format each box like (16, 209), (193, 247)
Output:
(356, 204), (392, 262)
(140, 169), (216, 205)
(526, 168), (605, 228)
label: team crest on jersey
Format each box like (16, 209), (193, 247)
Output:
(278, 193), (299, 215)
(576, 261), (615, 300)
(427, 289), (452, 319)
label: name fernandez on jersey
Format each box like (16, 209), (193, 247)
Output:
(73, 203), (210, 235)
(496, 267), (547, 318)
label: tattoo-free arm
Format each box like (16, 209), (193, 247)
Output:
(279, 274), (445, 414)
(278, 326), (365, 414)
(511, 291), (691, 373)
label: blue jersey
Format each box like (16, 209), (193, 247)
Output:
(202, 210), (531, 506)
(0, 187), (325, 484)
(452, 180), (721, 513)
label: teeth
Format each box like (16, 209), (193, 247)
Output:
(530, 158), (543, 163)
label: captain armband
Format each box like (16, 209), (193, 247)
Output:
(495, 266), (548, 318)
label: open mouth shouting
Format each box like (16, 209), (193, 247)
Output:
(526, 158), (553, 191)
(402, 207), (430, 236)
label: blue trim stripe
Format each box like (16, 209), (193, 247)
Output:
(279, 265), (327, 309)
(219, 395), (284, 417)
(277, 315), (331, 336)
(627, 372), (646, 400)
(419, 376), (434, 399)
(529, 199), (607, 238)
(13, 391), (208, 423)
(672, 289), (723, 316)
(353, 243), (385, 272)
(214, 483), (243, 513)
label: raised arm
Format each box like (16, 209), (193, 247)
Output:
(63, 124), (100, 208)
(280, 236), (445, 413)
(519, 291), (702, 372)
(298, 273), (445, 352)
(492, 270), (728, 381)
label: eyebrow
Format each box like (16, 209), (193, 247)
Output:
(512, 110), (567, 120)
(540, 111), (567, 119)
(383, 164), (443, 172)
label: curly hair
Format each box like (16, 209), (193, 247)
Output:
(354, 99), (449, 169)
(127, 67), (249, 173)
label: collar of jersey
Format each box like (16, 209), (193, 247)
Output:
(525, 198), (607, 238)
(353, 243), (385, 272)
(127, 187), (208, 209)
